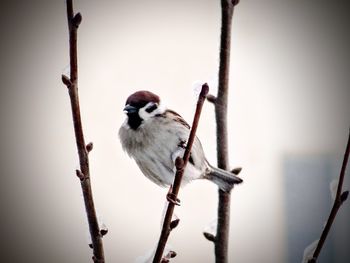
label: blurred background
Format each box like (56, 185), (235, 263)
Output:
(0, 0), (349, 262)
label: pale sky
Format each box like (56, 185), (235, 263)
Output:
(0, 0), (349, 262)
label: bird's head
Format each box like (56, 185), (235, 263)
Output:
(123, 90), (165, 130)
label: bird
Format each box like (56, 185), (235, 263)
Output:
(118, 90), (242, 195)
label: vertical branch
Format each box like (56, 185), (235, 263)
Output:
(62, 0), (105, 262)
(212, 1), (240, 262)
(152, 85), (209, 263)
(307, 131), (350, 263)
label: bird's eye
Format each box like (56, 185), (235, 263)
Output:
(145, 103), (158, 113)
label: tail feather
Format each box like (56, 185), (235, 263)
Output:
(205, 165), (243, 192)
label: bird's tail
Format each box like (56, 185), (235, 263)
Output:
(205, 164), (243, 192)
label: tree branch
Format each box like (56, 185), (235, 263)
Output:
(211, 1), (240, 262)
(62, 1), (105, 262)
(152, 84), (209, 263)
(307, 131), (350, 263)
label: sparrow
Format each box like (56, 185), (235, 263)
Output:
(119, 90), (242, 193)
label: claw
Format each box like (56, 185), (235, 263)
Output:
(177, 140), (186, 149)
(167, 193), (181, 206)
(167, 185), (181, 206)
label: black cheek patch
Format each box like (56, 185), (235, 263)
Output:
(146, 104), (158, 113)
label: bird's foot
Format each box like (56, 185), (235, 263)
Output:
(177, 140), (186, 149)
(166, 185), (181, 206)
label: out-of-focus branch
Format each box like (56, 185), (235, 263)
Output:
(307, 131), (350, 263)
(62, 1), (105, 262)
(152, 84), (209, 263)
(206, 1), (241, 262)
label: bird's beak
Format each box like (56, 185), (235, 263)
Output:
(123, 104), (138, 114)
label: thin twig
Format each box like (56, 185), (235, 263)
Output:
(62, 1), (105, 262)
(308, 131), (350, 263)
(211, 1), (240, 263)
(152, 84), (209, 263)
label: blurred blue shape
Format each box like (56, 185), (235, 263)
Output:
(284, 154), (350, 263)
